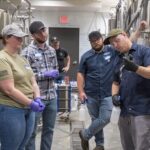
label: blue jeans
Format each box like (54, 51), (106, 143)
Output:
(82, 96), (113, 146)
(25, 99), (57, 150)
(0, 105), (35, 150)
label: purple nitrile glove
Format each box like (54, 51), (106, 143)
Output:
(29, 100), (45, 112)
(34, 97), (45, 109)
(43, 69), (59, 78)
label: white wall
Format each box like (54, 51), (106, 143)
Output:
(32, 10), (110, 59)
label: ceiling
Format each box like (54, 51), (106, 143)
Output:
(29, 0), (118, 13)
(0, 0), (118, 15)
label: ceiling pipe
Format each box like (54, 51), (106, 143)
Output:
(24, 0), (31, 44)
(7, 0), (17, 9)
(5, 0), (18, 22)
(24, 0), (31, 26)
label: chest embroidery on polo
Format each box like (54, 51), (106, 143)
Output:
(103, 52), (111, 62)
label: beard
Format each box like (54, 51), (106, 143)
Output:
(36, 37), (47, 44)
(93, 44), (103, 52)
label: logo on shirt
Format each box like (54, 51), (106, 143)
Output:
(35, 53), (42, 57)
(104, 52), (111, 62)
(35, 53), (42, 61)
(59, 52), (64, 57)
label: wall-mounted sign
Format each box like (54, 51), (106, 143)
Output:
(59, 16), (68, 24)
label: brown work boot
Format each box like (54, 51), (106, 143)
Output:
(79, 130), (89, 150)
(93, 145), (104, 150)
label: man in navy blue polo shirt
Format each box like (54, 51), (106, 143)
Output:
(104, 28), (150, 150)
(77, 31), (117, 150)
(77, 21), (148, 150)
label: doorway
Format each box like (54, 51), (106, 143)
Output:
(49, 27), (79, 81)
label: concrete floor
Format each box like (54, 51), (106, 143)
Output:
(36, 108), (123, 150)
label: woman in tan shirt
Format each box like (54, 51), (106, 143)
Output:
(0, 24), (45, 150)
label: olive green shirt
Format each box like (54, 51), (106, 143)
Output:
(0, 50), (34, 108)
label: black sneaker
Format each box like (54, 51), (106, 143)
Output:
(79, 130), (89, 150)
(93, 145), (104, 150)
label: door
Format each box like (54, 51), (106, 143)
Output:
(49, 27), (79, 81)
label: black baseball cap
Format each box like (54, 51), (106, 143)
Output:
(51, 37), (59, 43)
(88, 31), (102, 41)
(29, 21), (45, 34)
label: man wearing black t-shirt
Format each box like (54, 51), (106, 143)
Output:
(51, 37), (70, 83)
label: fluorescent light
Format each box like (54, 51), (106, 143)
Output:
(31, 7), (36, 10)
